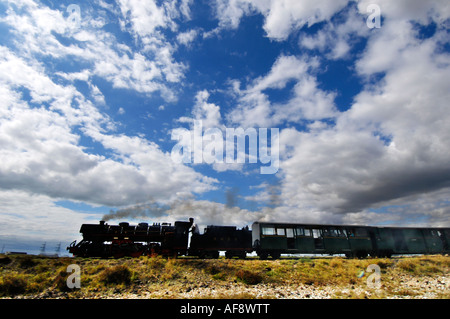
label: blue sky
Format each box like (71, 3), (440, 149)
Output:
(0, 0), (449, 254)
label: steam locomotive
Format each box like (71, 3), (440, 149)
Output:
(67, 218), (450, 258)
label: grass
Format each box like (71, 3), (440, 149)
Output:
(0, 254), (448, 298)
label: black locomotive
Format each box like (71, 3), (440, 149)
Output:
(67, 219), (193, 258)
(67, 218), (450, 258)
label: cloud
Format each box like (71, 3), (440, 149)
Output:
(0, 25), (216, 210)
(192, 90), (223, 128)
(299, 4), (369, 60)
(0, 189), (98, 243)
(214, 0), (450, 42)
(216, 0), (450, 227)
(0, 85), (215, 207)
(357, 0), (450, 25)
(0, 95), (216, 206)
(2, 0), (189, 102)
(176, 29), (199, 46)
(269, 6), (450, 225)
(117, 0), (175, 35)
(104, 198), (265, 231)
(213, 0), (350, 40)
(228, 54), (337, 127)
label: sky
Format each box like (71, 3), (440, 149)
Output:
(0, 0), (449, 255)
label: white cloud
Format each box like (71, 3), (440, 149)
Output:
(0, 29), (216, 209)
(268, 6), (450, 225)
(118, 0), (174, 35)
(357, 0), (450, 25)
(0, 189), (97, 244)
(177, 90), (222, 125)
(228, 55), (337, 127)
(213, 0), (349, 40)
(176, 29), (199, 46)
(90, 83), (106, 105)
(0, 91), (216, 207)
(2, 0), (189, 102)
(214, 0), (449, 42)
(192, 90), (223, 128)
(299, 5), (369, 60)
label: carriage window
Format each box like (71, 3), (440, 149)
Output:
(262, 227), (275, 235)
(348, 228), (368, 237)
(286, 228), (294, 238)
(328, 228), (346, 237)
(431, 230), (440, 237)
(296, 227), (312, 237)
(329, 228), (339, 237)
(277, 228), (285, 236)
(312, 229), (322, 238)
(355, 228), (368, 237)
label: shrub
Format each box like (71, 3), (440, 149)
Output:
(205, 264), (221, 275)
(236, 269), (263, 285)
(98, 265), (131, 285)
(0, 273), (27, 296)
(0, 256), (11, 265)
(375, 259), (394, 270)
(19, 256), (38, 269)
(212, 272), (227, 281)
(53, 268), (78, 292)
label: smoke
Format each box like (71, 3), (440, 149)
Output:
(267, 180), (282, 208)
(102, 201), (171, 222)
(101, 197), (270, 231)
(225, 187), (239, 208)
(101, 183), (284, 229)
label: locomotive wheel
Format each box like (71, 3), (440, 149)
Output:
(225, 251), (247, 259)
(207, 251), (219, 259)
(258, 251), (269, 260)
(198, 251), (219, 259)
(270, 252), (281, 260)
(356, 251), (368, 258)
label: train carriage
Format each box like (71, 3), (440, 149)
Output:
(368, 227), (448, 257)
(344, 226), (373, 258)
(421, 228), (444, 254)
(252, 222), (450, 259)
(441, 229), (450, 253)
(252, 222), (361, 258)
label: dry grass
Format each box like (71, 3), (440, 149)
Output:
(0, 254), (448, 299)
